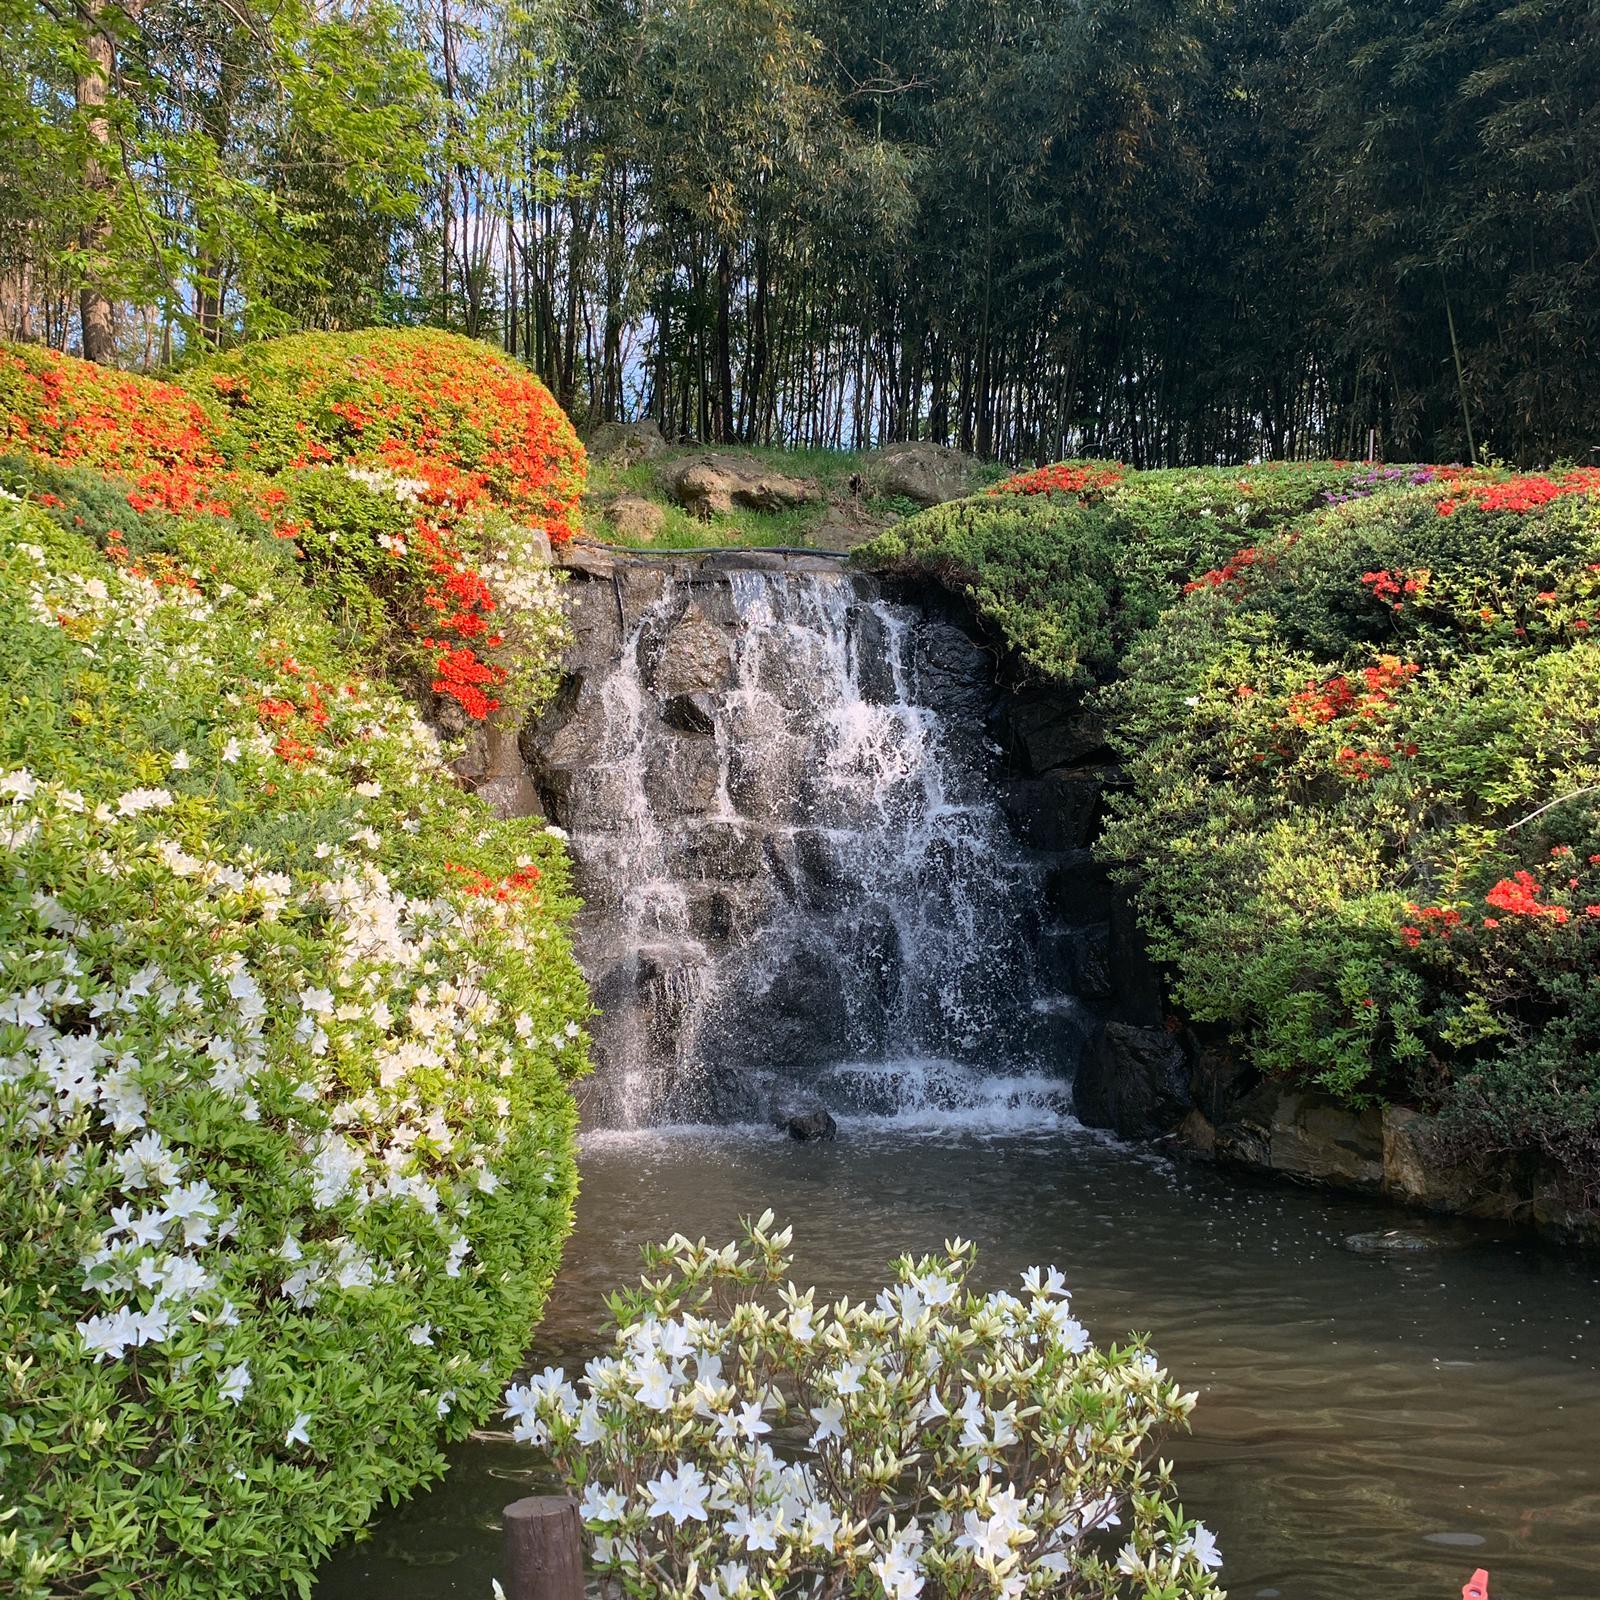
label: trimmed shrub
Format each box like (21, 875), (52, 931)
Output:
(856, 460), (1441, 680)
(1, 335), (582, 725)
(861, 459), (1600, 1195)
(190, 329), (586, 541)
(0, 343), (590, 1598)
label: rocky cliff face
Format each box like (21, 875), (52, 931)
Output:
(483, 547), (1159, 1126)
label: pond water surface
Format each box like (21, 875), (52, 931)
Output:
(315, 1117), (1600, 1600)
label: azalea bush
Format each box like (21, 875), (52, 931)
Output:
(1, 334), (582, 725)
(0, 338), (591, 1597)
(190, 330), (584, 722)
(863, 459), (1600, 1194)
(858, 460), (1438, 680)
(1100, 477), (1600, 1184)
(504, 1214), (1222, 1600)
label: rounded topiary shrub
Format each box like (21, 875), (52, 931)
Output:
(0, 346), (590, 1599)
(188, 331), (584, 722)
(191, 328), (586, 542)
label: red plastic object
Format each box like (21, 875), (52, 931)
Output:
(1462, 1571), (1489, 1600)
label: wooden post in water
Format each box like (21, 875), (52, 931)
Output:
(503, 1496), (585, 1600)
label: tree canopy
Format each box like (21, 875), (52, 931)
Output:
(4, 0), (1598, 464)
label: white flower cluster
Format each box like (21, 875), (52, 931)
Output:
(345, 465), (432, 506)
(0, 527), (580, 1428)
(502, 1216), (1222, 1600)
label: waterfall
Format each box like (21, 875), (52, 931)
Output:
(527, 560), (1093, 1127)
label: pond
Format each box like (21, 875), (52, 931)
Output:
(314, 1112), (1600, 1600)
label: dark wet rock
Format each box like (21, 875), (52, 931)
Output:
(1073, 1021), (1191, 1139)
(1044, 923), (1114, 1000)
(662, 691), (718, 734)
(1002, 770), (1104, 851)
(777, 1104), (838, 1142)
(1039, 850), (1115, 925)
(905, 621), (994, 721)
(1342, 1228), (1465, 1257)
(1002, 689), (1108, 774)
(684, 882), (772, 944)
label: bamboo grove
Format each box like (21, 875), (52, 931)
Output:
(4, 0), (1599, 465)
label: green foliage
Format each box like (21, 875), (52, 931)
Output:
(863, 462), (1600, 1194)
(859, 495), (1128, 683)
(855, 460), (1404, 679)
(0, 363), (588, 1592)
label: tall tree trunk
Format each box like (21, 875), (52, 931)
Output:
(714, 240), (735, 444)
(75, 0), (122, 363)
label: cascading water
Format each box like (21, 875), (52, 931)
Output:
(526, 559), (1095, 1128)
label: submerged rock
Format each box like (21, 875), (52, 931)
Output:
(1342, 1228), (1465, 1257)
(777, 1104), (838, 1142)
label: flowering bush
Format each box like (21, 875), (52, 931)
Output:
(504, 1214), (1222, 1600)
(191, 333), (583, 723)
(862, 460), (1600, 1196)
(0, 346), (589, 1595)
(193, 329), (585, 537)
(0, 344), (227, 513)
(858, 460), (1433, 679)
(989, 461), (1126, 499)
(1097, 481), (1600, 1185)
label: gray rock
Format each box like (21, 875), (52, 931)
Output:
(586, 418), (669, 464)
(872, 442), (982, 507)
(671, 820), (767, 880)
(782, 1107), (838, 1142)
(643, 733), (722, 814)
(647, 607), (735, 697)
(1073, 1021), (1191, 1139)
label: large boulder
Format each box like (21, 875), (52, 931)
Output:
(873, 441), (982, 507)
(586, 417), (669, 465)
(673, 455), (819, 518)
(1073, 1021), (1191, 1139)
(603, 494), (665, 541)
